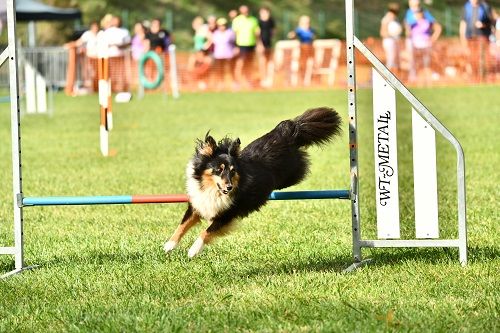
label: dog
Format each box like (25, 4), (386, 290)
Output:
(163, 107), (342, 258)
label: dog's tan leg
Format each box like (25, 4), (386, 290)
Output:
(164, 204), (200, 253)
(187, 218), (234, 258)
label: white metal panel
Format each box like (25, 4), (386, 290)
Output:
(24, 63), (36, 113)
(35, 73), (47, 113)
(412, 109), (439, 238)
(372, 69), (400, 239)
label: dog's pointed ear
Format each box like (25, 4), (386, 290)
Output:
(197, 131), (217, 157)
(229, 138), (241, 156)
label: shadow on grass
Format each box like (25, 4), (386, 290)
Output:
(361, 245), (500, 266)
(237, 245), (500, 278)
(0, 261), (14, 274)
(46, 249), (165, 267)
(239, 254), (351, 277)
(1, 245), (497, 277)
(0, 250), (157, 273)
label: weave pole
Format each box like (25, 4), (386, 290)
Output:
(97, 33), (111, 156)
(168, 45), (180, 99)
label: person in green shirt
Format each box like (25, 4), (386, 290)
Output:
(232, 5), (261, 87)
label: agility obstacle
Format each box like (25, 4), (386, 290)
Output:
(0, 0), (467, 278)
(344, 0), (466, 271)
(97, 39), (180, 156)
(22, 190), (351, 207)
(137, 45), (180, 100)
(97, 34), (112, 157)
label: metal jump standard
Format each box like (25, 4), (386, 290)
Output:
(344, 0), (467, 271)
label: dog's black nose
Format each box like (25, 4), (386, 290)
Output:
(226, 185), (233, 191)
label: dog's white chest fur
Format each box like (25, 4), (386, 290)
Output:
(186, 162), (233, 221)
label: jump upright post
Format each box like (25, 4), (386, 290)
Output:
(344, 0), (467, 271)
(0, 0), (36, 278)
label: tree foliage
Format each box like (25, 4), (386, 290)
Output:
(16, 0), (500, 47)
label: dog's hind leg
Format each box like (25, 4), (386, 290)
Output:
(164, 204), (201, 253)
(188, 216), (235, 258)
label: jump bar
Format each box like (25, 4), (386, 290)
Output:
(22, 190), (350, 207)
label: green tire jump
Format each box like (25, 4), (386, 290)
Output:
(138, 51), (164, 90)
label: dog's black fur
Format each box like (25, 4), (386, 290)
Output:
(164, 107), (342, 257)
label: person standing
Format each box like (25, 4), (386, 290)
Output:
(380, 3), (402, 74)
(232, 5), (260, 87)
(190, 16), (210, 54)
(144, 18), (173, 90)
(228, 9), (238, 28)
(404, 0), (431, 79)
(146, 18), (172, 53)
(205, 15), (218, 54)
(258, 6), (276, 87)
(459, 0), (495, 82)
(75, 21), (100, 92)
(211, 18), (236, 90)
(130, 22), (147, 87)
(404, 0), (441, 82)
(408, 8), (441, 84)
(288, 15), (315, 83)
(188, 16), (212, 90)
(131, 22), (147, 61)
(103, 15), (131, 92)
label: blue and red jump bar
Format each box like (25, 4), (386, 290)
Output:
(22, 190), (350, 207)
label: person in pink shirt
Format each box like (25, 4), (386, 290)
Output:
(131, 22), (147, 61)
(210, 17), (236, 90)
(408, 8), (441, 83)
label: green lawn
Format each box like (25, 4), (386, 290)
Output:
(0, 87), (498, 332)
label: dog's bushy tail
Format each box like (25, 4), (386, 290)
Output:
(293, 107), (342, 147)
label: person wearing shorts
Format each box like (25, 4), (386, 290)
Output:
(459, 0), (495, 82)
(258, 6), (276, 87)
(288, 15), (315, 83)
(232, 5), (260, 87)
(211, 18), (236, 90)
(408, 8), (441, 83)
(380, 3), (402, 73)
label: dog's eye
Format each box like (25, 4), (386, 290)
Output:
(215, 168), (222, 174)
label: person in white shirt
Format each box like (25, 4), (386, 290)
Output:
(100, 15), (131, 92)
(380, 3), (402, 73)
(75, 21), (100, 92)
(105, 16), (131, 58)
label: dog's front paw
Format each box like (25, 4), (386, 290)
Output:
(187, 237), (205, 258)
(163, 240), (178, 253)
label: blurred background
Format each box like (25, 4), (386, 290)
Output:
(0, 0), (499, 99)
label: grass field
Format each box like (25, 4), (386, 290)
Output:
(0, 87), (499, 332)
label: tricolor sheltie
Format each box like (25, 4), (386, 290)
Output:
(164, 107), (342, 257)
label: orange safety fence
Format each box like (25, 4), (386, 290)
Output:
(66, 37), (500, 95)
